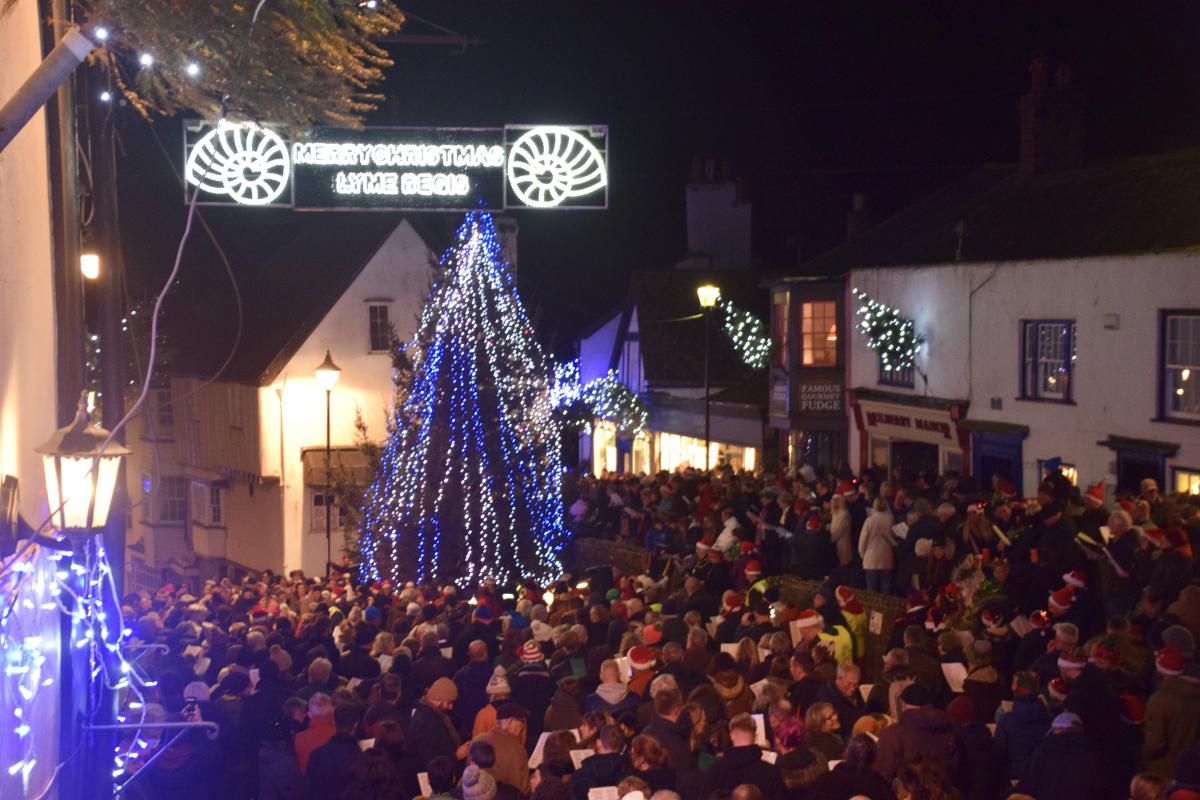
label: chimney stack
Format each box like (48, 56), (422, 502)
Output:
(846, 193), (868, 241)
(1018, 54), (1086, 174)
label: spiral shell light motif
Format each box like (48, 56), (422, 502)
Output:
(506, 126), (607, 208)
(185, 122), (291, 206)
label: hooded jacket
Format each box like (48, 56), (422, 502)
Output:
(1144, 673), (1200, 777)
(777, 746), (828, 796)
(544, 686), (584, 733)
(994, 698), (1050, 781)
(873, 706), (958, 781)
(583, 680), (640, 716)
(708, 745), (786, 800)
(642, 713), (694, 770)
(709, 672), (753, 718)
(568, 752), (630, 800)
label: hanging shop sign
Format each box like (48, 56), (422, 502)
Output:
(857, 399), (957, 445)
(182, 120), (609, 211)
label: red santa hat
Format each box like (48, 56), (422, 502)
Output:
(722, 590), (742, 612)
(1029, 610), (1052, 630)
(739, 541), (756, 555)
(1118, 499), (1135, 513)
(1047, 676), (1070, 701)
(806, 515), (823, 531)
(1119, 694), (1146, 725)
(628, 645), (655, 671)
(924, 608), (948, 633)
(1056, 648), (1087, 671)
(1062, 570), (1087, 589)
(835, 586), (863, 614)
(1157, 646), (1186, 677)
(744, 561), (763, 579)
(981, 608), (1006, 630)
(995, 477), (1018, 500)
(793, 609), (822, 629)
(836, 481), (857, 497)
(1083, 482), (1105, 507)
(1049, 586), (1075, 611)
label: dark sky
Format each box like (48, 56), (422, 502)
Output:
(117, 1), (1200, 363)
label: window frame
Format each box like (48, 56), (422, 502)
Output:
(367, 303), (392, 353)
(310, 492), (348, 532)
(771, 290), (790, 370)
(1172, 466), (1200, 496)
(878, 358), (914, 389)
(210, 485), (223, 525)
(157, 476), (188, 524)
(1019, 319), (1076, 404)
(1037, 459), (1078, 486)
(1160, 310), (1200, 423)
(799, 300), (838, 368)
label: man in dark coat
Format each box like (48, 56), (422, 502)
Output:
(1018, 712), (1108, 800)
(815, 664), (865, 738)
(305, 704), (360, 800)
(452, 640), (494, 738)
(873, 684), (958, 782)
(509, 640), (558, 751)
(410, 632), (455, 696)
(407, 678), (462, 768)
(568, 726), (631, 800)
(641, 688), (693, 770)
(788, 651), (826, 716)
(452, 606), (500, 667)
(707, 713), (786, 800)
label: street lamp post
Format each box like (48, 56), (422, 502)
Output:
(696, 285), (720, 472)
(315, 350), (341, 578)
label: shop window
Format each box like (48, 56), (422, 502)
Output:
(1162, 312), (1200, 420)
(1021, 320), (1075, 402)
(592, 420), (618, 475)
(772, 291), (789, 369)
(1038, 459), (1078, 486)
(800, 301), (837, 367)
(878, 359), (914, 388)
(368, 304), (392, 352)
(1173, 467), (1200, 496)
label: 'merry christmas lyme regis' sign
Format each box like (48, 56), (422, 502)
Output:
(182, 120), (609, 211)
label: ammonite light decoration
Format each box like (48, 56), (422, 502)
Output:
(506, 126), (607, 208)
(185, 121), (291, 206)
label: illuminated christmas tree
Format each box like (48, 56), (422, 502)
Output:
(359, 210), (568, 586)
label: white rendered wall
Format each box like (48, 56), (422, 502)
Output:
(849, 254), (1200, 496)
(260, 220), (435, 576)
(0, 9), (57, 528)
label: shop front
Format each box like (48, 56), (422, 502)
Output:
(849, 389), (968, 479)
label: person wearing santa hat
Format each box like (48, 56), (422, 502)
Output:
(1149, 527), (1196, 608)
(1145, 649), (1200, 779)
(1012, 609), (1056, 673)
(835, 585), (868, 661)
(792, 510), (833, 581)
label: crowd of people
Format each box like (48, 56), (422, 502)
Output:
(115, 462), (1200, 800)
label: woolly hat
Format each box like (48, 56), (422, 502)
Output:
(1013, 671), (1039, 700)
(1157, 646), (1186, 677)
(183, 681), (211, 703)
(628, 645), (655, 671)
(427, 677), (458, 703)
(460, 765), (497, 800)
(744, 561), (763, 578)
(793, 609), (822, 629)
(1047, 676), (1070, 702)
(363, 605), (382, 624)
(1083, 482), (1105, 507)
(521, 640), (545, 664)
(1056, 648), (1087, 671)
(1119, 694), (1146, 725)
(530, 620), (553, 643)
(1048, 586), (1075, 611)
(486, 666), (510, 697)
(835, 586), (863, 614)
(900, 683), (934, 708)
(1062, 570), (1086, 589)
(947, 695), (976, 728)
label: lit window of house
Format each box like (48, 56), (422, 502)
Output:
(1174, 468), (1200, 496)
(801, 301), (837, 366)
(1021, 320), (1075, 402)
(1163, 313), (1200, 420)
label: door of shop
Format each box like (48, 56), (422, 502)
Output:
(972, 433), (1023, 491)
(1116, 450), (1164, 494)
(891, 441), (939, 480)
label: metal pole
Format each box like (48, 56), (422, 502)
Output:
(704, 308), (711, 471)
(325, 388), (332, 578)
(0, 26), (97, 154)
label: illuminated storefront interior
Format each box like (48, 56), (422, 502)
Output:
(591, 419), (757, 475)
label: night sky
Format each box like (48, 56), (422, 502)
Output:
(116, 1), (1200, 363)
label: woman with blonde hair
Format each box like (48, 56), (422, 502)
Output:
(804, 701), (844, 762)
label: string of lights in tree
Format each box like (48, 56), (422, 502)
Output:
(717, 298), (770, 370)
(851, 287), (925, 371)
(580, 370), (649, 437)
(359, 211), (568, 588)
(1, 538), (154, 795)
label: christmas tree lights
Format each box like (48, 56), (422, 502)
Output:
(359, 211), (568, 587)
(851, 288), (924, 372)
(718, 298), (771, 370)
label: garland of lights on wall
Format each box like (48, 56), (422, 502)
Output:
(359, 211), (567, 588)
(718, 298), (770, 370)
(582, 370), (649, 436)
(851, 287), (925, 371)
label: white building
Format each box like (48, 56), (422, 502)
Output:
(123, 215), (513, 581)
(796, 145), (1200, 498)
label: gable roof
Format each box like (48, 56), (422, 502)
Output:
(799, 148), (1200, 275)
(629, 269), (774, 390)
(162, 214), (444, 385)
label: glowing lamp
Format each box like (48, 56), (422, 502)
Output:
(315, 350), (341, 392)
(542, 589), (555, 607)
(37, 396), (129, 533)
(696, 285), (721, 309)
(80, 253), (100, 280)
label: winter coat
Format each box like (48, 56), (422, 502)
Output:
(815, 683), (863, 738)
(811, 761), (896, 800)
(408, 700), (460, 767)
(544, 688), (584, 733)
(1018, 731), (1108, 800)
(709, 673), (753, 718)
(583, 681), (640, 717)
(1168, 585), (1200, 645)
(453, 660), (495, 738)
(954, 722), (1007, 800)
(256, 739), (308, 800)
(776, 747), (828, 797)
(473, 728), (531, 795)
(830, 510), (853, 567)
(806, 730), (844, 763)
(873, 707), (958, 781)
(568, 752), (630, 800)
(993, 699), (1050, 781)
(295, 718), (335, 775)
(511, 662), (558, 747)
(1144, 674), (1200, 778)
(963, 664), (1003, 724)
(642, 713), (694, 770)
(858, 509), (897, 571)
(707, 745), (786, 800)
(306, 733), (359, 800)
